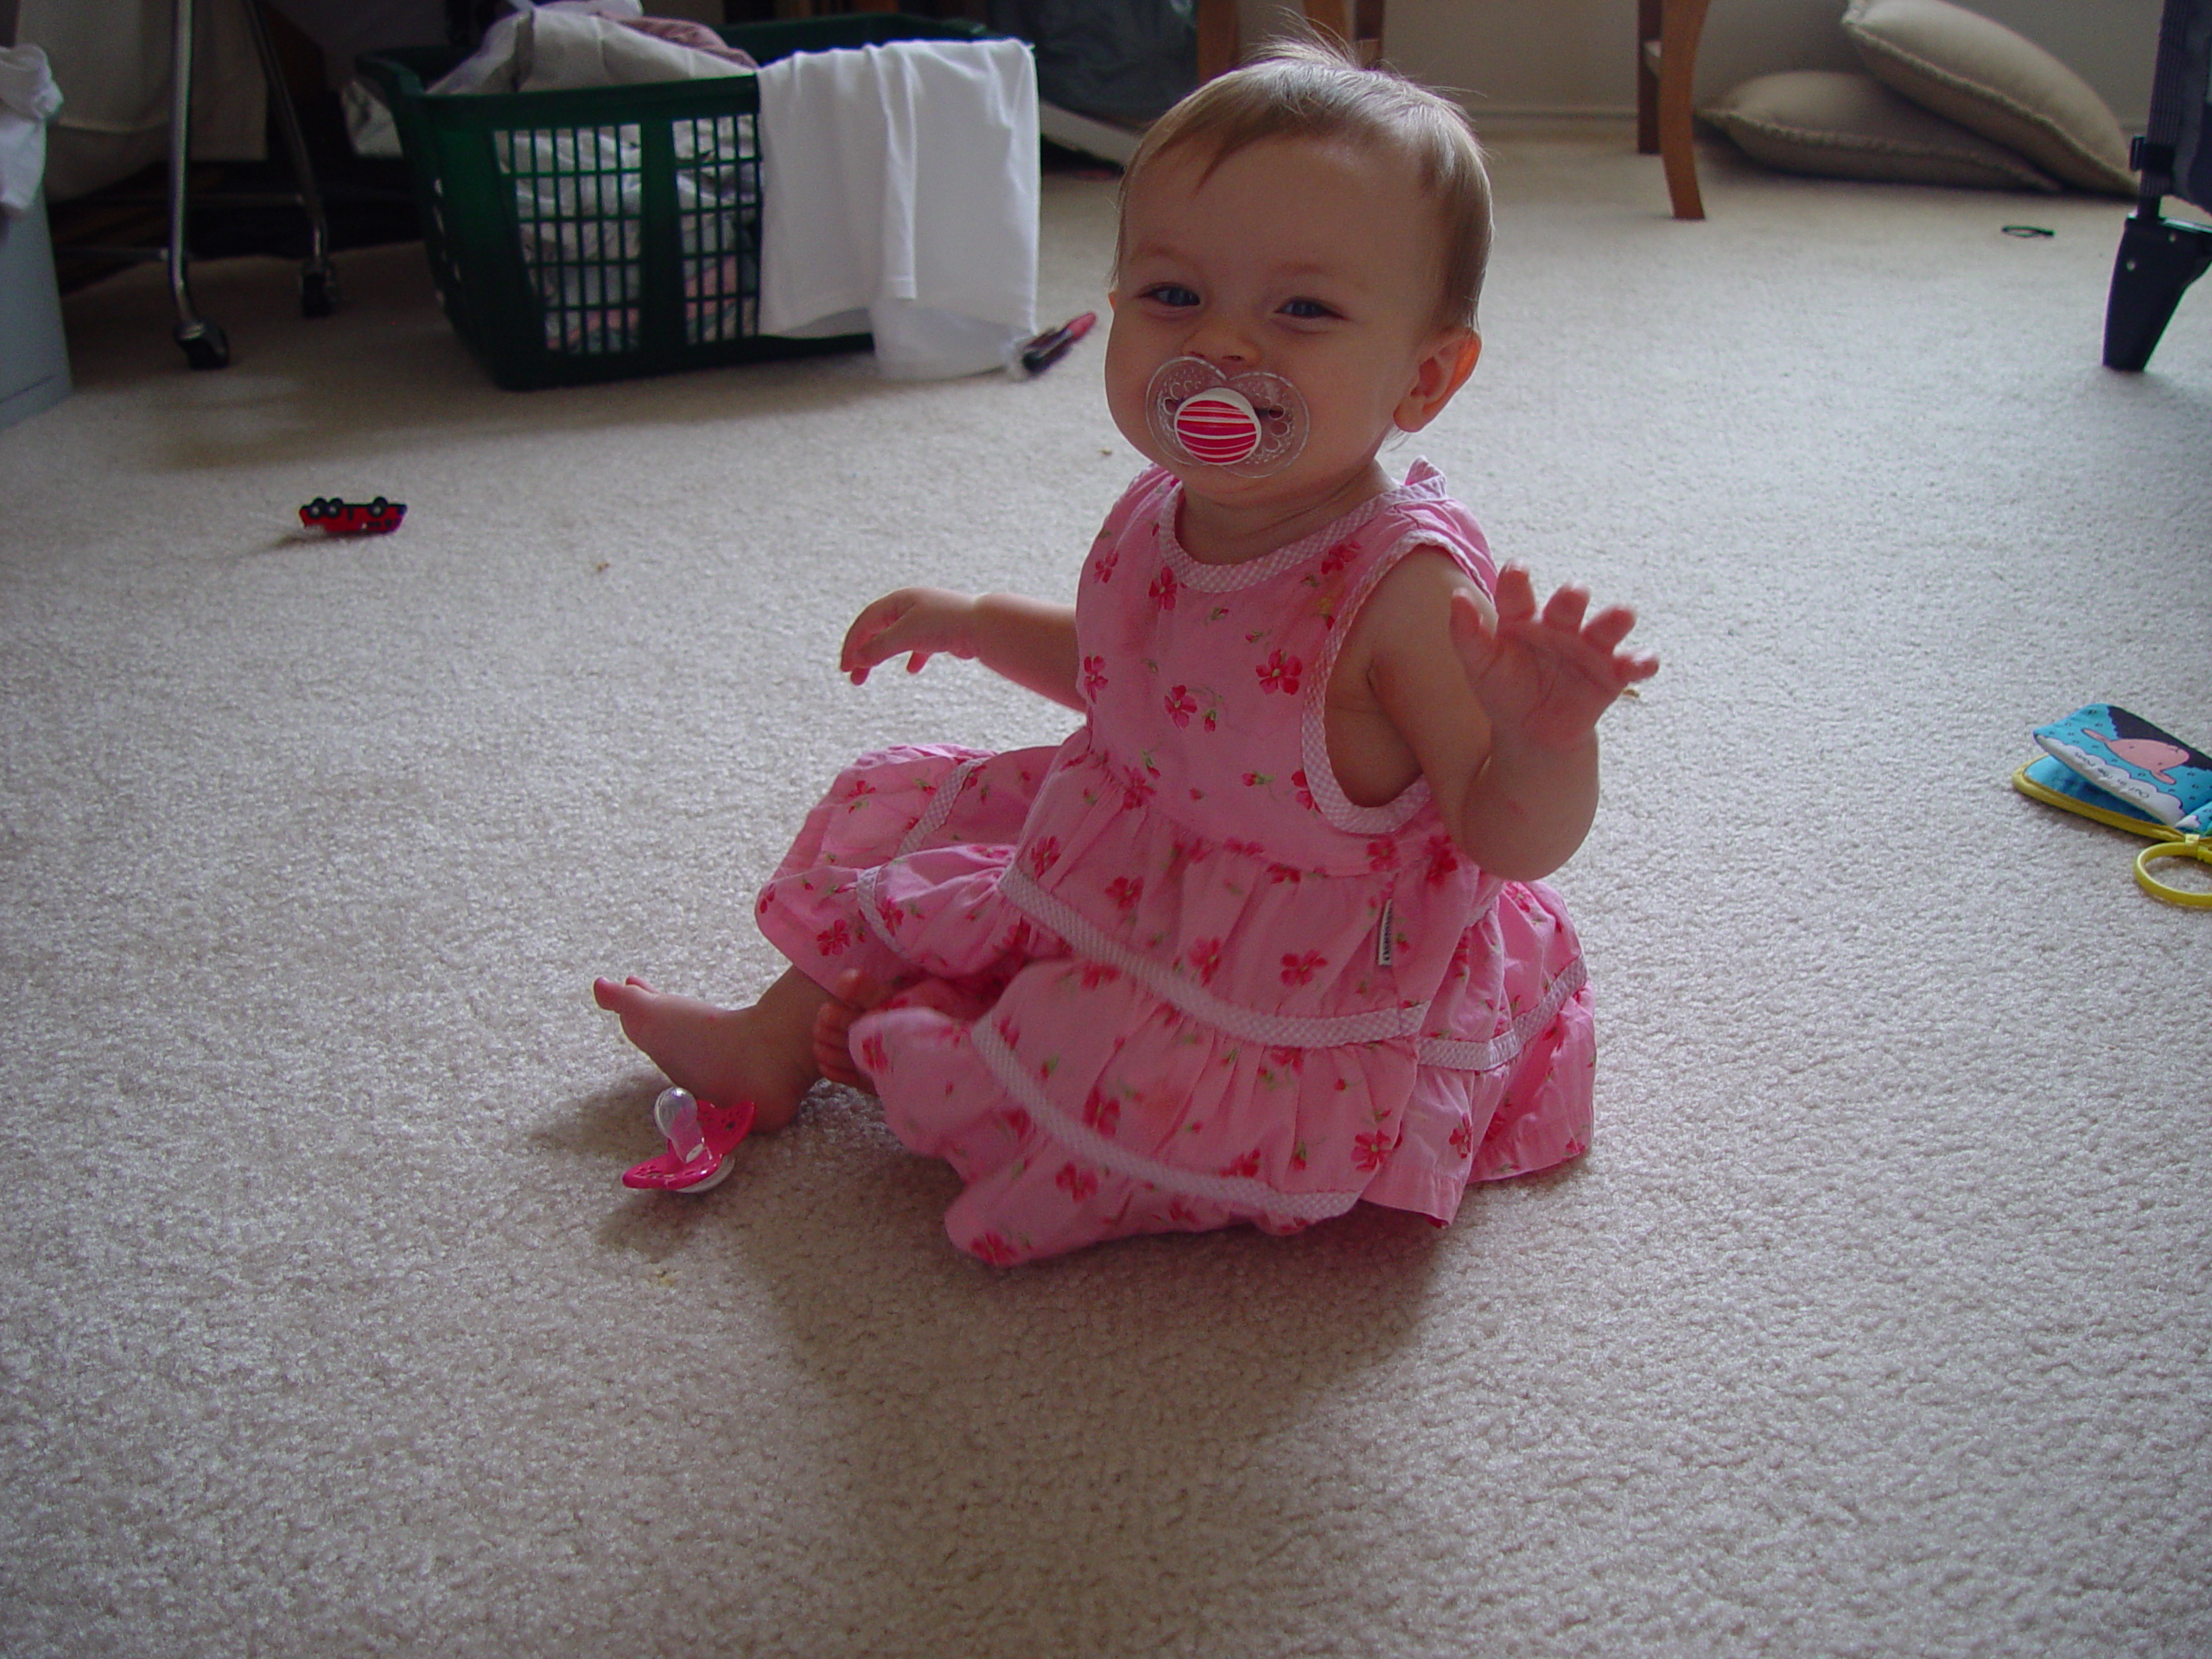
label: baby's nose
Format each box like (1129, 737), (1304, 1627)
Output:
(1181, 315), (1256, 367)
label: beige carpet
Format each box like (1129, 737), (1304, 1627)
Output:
(3, 137), (2208, 1657)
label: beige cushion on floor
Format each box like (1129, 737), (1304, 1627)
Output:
(1842, 0), (2137, 196)
(1704, 70), (2062, 193)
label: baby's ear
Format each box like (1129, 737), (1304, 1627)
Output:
(1395, 330), (1480, 433)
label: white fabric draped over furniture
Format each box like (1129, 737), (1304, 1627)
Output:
(757, 36), (1039, 379)
(15, 0), (264, 200)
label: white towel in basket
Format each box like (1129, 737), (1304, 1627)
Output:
(757, 37), (1039, 379)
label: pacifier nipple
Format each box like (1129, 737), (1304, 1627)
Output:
(1147, 357), (1308, 478)
(653, 1087), (707, 1166)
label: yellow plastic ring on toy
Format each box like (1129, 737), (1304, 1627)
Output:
(2135, 835), (2212, 908)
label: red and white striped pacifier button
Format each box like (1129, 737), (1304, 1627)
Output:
(1173, 387), (1262, 467)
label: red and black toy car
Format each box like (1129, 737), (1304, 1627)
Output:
(299, 497), (406, 535)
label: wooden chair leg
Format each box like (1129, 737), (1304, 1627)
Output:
(1306, 0), (1352, 48)
(1656, 0), (1713, 219)
(1304, 0), (1382, 63)
(1197, 0), (1238, 81)
(1636, 0), (1662, 155)
(1355, 0), (1384, 60)
(1195, 0), (1384, 84)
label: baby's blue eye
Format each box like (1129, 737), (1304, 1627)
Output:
(1280, 297), (1338, 321)
(1144, 283), (1200, 308)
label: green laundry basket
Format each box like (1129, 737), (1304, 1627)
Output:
(359, 14), (997, 391)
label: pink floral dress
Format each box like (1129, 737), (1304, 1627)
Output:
(758, 461), (1594, 1265)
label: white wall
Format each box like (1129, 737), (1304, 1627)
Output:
(1241, 0), (2164, 132)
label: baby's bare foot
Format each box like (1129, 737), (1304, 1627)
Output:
(593, 972), (823, 1132)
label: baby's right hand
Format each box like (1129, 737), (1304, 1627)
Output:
(840, 587), (980, 685)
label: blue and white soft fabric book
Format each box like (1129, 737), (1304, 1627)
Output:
(2031, 704), (2212, 834)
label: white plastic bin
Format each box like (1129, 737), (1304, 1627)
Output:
(0, 186), (68, 429)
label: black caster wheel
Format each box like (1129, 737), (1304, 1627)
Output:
(176, 321), (231, 370)
(301, 262), (339, 319)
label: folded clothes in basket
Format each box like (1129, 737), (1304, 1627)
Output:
(346, 0), (753, 156)
(357, 0), (765, 356)
(498, 118), (760, 353)
(432, 0), (755, 97)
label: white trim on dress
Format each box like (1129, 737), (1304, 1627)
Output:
(971, 1018), (1367, 1223)
(854, 863), (894, 953)
(1151, 467), (1452, 594)
(1000, 866), (1429, 1049)
(896, 754), (989, 857)
(1414, 955), (1587, 1073)
(854, 755), (991, 955)
(1295, 521), (1478, 836)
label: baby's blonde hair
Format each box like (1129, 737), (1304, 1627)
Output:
(1117, 36), (1492, 333)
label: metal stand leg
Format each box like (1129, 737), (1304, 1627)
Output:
(162, 0), (339, 366)
(168, 0), (231, 368)
(242, 0), (338, 316)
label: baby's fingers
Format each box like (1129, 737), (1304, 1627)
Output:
(1581, 602), (1638, 653)
(840, 594), (910, 680)
(844, 594), (948, 683)
(1539, 582), (1591, 633)
(1491, 563), (1540, 626)
(1580, 604), (1658, 686)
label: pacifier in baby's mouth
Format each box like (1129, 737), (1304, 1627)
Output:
(1146, 357), (1308, 476)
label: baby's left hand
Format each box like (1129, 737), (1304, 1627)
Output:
(1450, 565), (1657, 753)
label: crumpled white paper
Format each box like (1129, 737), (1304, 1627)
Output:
(0, 44), (64, 217)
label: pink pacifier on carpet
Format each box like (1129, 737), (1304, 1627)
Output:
(621, 1087), (754, 1192)
(1147, 356), (1307, 476)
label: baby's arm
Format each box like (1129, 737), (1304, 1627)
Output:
(1362, 556), (1656, 880)
(841, 588), (1083, 711)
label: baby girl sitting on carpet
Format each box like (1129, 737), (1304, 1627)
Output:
(595, 38), (1657, 1265)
